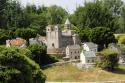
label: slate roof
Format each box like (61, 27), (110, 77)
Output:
(83, 51), (96, 57)
(67, 45), (80, 49)
(83, 42), (97, 48)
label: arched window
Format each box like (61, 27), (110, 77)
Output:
(71, 52), (72, 55)
(52, 43), (54, 47)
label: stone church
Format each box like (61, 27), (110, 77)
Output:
(46, 19), (80, 56)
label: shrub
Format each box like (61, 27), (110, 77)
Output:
(118, 35), (125, 45)
(96, 49), (119, 71)
(28, 44), (58, 66)
(0, 47), (46, 83)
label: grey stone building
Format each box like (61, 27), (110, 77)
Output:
(65, 45), (81, 60)
(46, 19), (80, 55)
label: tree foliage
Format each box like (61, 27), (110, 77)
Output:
(28, 44), (58, 66)
(15, 28), (37, 44)
(71, 0), (122, 32)
(96, 49), (119, 71)
(0, 47), (46, 83)
(0, 0), (8, 28)
(46, 5), (68, 24)
(100, 0), (123, 16)
(89, 27), (117, 50)
(78, 27), (117, 51)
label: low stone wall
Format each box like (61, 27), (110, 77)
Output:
(47, 48), (66, 58)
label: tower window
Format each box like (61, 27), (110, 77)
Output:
(55, 28), (57, 30)
(52, 43), (54, 47)
(48, 29), (49, 31)
(71, 52), (72, 55)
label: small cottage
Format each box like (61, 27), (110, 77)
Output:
(82, 42), (98, 52)
(65, 45), (81, 60)
(6, 38), (27, 48)
(80, 51), (96, 64)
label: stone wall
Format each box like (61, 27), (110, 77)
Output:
(47, 48), (66, 57)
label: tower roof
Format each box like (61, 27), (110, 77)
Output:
(65, 18), (71, 25)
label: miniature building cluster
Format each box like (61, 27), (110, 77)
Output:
(46, 18), (80, 55)
(5, 18), (98, 68)
(45, 19), (98, 67)
(80, 42), (97, 65)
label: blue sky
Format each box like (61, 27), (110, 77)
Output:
(19, 0), (125, 14)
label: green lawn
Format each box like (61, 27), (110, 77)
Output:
(43, 64), (125, 82)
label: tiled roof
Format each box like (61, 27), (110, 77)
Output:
(9, 38), (26, 46)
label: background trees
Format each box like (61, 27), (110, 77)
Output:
(0, 0), (8, 28)
(46, 5), (68, 25)
(77, 27), (116, 51)
(89, 27), (117, 50)
(15, 28), (37, 44)
(71, 1), (118, 32)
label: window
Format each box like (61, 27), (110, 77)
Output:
(75, 56), (77, 59)
(78, 51), (79, 53)
(55, 28), (58, 30)
(48, 29), (49, 31)
(71, 52), (72, 55)
(75, 51), (76, 53)
(52, 43), (54, 47)
(88, 60), (90, 63)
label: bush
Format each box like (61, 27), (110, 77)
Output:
(96, 49), (119, 71)
(19, 48), (32, 58)
(0, 47), (46, 83)
(118, 35), (125, 45)
(28, 44), (58, 66)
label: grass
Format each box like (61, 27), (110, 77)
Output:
(43, 64), (125, 82)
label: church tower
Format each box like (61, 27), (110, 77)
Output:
(46, 25), (62, 49)
(64, 18), (71, 30)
